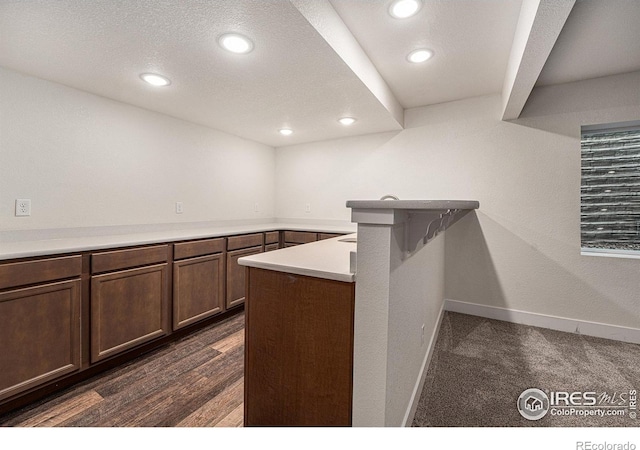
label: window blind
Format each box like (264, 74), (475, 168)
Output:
(581, 128), (640, 251)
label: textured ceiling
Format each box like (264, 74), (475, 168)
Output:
(329, 0), (523, 109)
(537, 0), (640, 87)
(0, 0), (638, 147)
(0, 0), (402, 147)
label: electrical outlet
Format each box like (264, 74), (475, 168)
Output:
(176, 202), (183, 214)
(254, 202), (260, 213)
(305, 203), (311, 213)
(15, 199), (31, 216)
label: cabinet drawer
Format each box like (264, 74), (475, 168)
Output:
(174, 238), (225, 260)
(318, 233), (343, 241)
(265, 243), (279, 252)
(284, 231), (318, 244)
(227, 233), (263, 251)
(92, 245), (168, 274)
(0, 279), (81, 401)
(0, 255), (82, 290)
(264, 232), (279, 245)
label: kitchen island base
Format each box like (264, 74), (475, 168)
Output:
(244, 267), (355, 426)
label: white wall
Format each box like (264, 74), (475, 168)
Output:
(351, 221), (445, 427)
(386, 229), (444, 426)
(275, 131), (400, 220)
(0, 67), (276, 231)
(276, 70), (640, 331)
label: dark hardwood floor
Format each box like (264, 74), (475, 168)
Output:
(0, 311), (245, 427)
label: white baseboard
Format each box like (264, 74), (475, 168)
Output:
(402, 301), (446, 427)
(444, 299), (640, 345)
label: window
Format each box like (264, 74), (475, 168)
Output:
(581, 122), (640, 254)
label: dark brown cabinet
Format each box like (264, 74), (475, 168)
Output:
(172, 238), (225, 330)
(90, 245), (170, 363)
(264, 231), (280, 247)
(227, 233), (263, 251)
(318, 233), (343, 240)
(226, 233), (264, 309)
(283, 231), (318, 246)
(0, 227), (347, 413)
(244, 267), (355, 426)
(282, 230), (346, 247)
(226, 247), (262, 309)
(0, 256), (82, 402)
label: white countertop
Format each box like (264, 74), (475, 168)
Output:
(0, 222), (356, 261)
(238, 233), (357, 283)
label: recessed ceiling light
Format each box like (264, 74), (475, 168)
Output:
(279, 128), (293, 136)
(338, 117), (356, 126)
(219, 33), (254, 54)
(608, 170), (616, 174)
(389, 0), (422, 19)
(140, 73), (171, 87)
(407, 49), (433, 63)
(604, 189), (612, 193)
(601, 208), (608, 212)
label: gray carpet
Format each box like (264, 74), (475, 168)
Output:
(412, 312), (640, 427)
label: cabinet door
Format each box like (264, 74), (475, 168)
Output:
(173, 254), (224, 330)
(0, 280), (81, 402)
(264, 243), (279, 252)
(91, 264), (169, 363)
(244, 268), (355, 426)
(226, 246), (262, 309)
